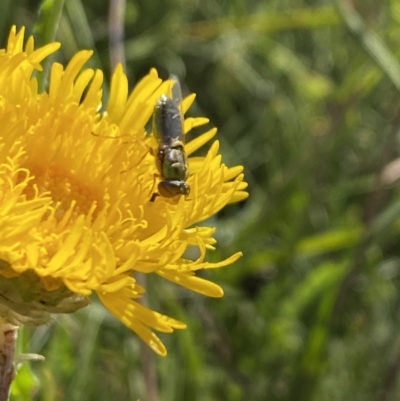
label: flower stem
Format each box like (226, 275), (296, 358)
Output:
(33, 0), (66, 91)
(108, 0), (127, 71)
(0, 320), (18, 401)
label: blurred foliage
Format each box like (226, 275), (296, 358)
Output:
(4, 0), (400, 400)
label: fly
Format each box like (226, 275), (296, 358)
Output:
(150, 76), (190, 202)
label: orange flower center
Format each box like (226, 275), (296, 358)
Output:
(24, 163), (103, 221)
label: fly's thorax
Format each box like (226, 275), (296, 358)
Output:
(159, 143), (189, 181)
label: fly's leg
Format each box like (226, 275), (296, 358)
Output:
(91, 132), (153, 174)
(119, 146), (148, 174)
(149, 173), (160, 202)
(150, 192), (159, 202)
(91, 132), (162, 200)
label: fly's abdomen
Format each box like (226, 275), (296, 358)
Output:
(153, 95), (184, 144)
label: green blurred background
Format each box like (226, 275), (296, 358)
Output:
(4, 0), (400, 400)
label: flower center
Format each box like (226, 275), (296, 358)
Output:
(25, 163), (104, 221)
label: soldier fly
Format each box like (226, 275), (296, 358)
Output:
(150, 76), (190, 202)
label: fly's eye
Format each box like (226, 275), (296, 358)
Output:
(158, 180), (190, 198)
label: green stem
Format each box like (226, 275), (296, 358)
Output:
(0, 321), (18, 401)
(33, 0), (66, 91)
(336, 0), (400, 94)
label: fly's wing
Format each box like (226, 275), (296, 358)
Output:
(168, 74), (185, 143)
(153, 75), (185, 145)
(169, 74), (183, 118)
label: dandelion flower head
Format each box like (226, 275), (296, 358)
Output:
(0, 27), (248, 355)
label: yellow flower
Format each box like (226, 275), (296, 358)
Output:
(0, 26), (248, 356)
